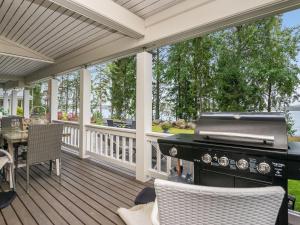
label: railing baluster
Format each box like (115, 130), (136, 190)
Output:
(129, 138), (133, 163)
(95, 131), (98, 154)
(122, 137), (126, 162)
(105, 134), (108, 156)
(110, 134), (114, 158)
(156, 143), (161, 172)
(167, 156), (171, 173)
(100, 133), (103, 155)
(116, 136), (120, 160)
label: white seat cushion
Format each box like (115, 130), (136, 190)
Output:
(0, 156), (9, 169)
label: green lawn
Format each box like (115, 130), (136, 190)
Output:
(152, 125), (194, 134)
(289, 180), (300, 211)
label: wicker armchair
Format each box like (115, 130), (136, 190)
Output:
(154, 179), (285, 225)
(1, 116), (23, 129)
(26, 124), (63, 192)
(0, 149), (16, 209)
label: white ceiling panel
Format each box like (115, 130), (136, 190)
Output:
(113, 0), (186, 18)
(0, 0), (123, 82)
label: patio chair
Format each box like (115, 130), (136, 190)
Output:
(1, 116), (23, 129)
(118, 179), (285, 225)
(0, 150), (16, 209)
(107, 119), (114, 127)
(26, 124), (63, 192)
(154, 179), (285, 225)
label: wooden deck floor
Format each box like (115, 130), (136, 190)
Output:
(0, 153), (152, 225)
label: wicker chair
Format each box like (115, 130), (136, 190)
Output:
(154, 179), (285, 225)
(26, 124), (63, 192)
(1, 116), (23, 129)
(0, 149), (16, 209)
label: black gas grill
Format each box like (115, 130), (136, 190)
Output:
(158, 112), (300, 225)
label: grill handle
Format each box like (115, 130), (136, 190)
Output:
(198, 131), (274, 144)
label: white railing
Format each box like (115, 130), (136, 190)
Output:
(54, 120), (191, 180)
(85, 124), (136, 171)
(146, 132), (173, 179)
(146, 132), (194, 179)
(53, 120), (80, 155)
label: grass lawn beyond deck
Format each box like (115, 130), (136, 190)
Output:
(152, 125), (300, 212)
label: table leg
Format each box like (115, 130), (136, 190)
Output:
(56, 159), (60, 176)
(7, 142), (16, 188)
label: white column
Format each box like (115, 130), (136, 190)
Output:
(23, 89), (30, 119)
(49, 79), (59, 121)
(135, 52), (152, 182)
(11, 89), (18, 116)
(3, 91), (9, 115)
(79, 67), (91, 159)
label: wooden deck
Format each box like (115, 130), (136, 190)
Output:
(0, 153), (152, 225)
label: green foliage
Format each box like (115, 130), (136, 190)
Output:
(57, 71), (80, 115)
(17, 107), (23, 116)
(106, 56), (136, 120)
(161, 121), (172, 130)
(91, 65), (110, 115)
(155, 15), (300, 136)
(92, 111), (103, 125)
(32, 83), (43, 107)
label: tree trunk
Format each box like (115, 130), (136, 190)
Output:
(267, 82), (272, 112)
(155, 49), (160, 120)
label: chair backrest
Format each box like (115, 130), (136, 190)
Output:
(1, 116), (23, 129)
(131, 120), (136, 129)
(107, 119), (114, 127)
(27, 124), (63, 165)
(154, 179), (285, 225)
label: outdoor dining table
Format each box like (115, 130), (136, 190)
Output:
(0, 128), (71, 181)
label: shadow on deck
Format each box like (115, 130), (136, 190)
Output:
(0, 152), (152, 225)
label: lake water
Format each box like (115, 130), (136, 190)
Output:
(290, 111), (300, 136)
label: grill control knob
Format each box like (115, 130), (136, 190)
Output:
(236, 159), (249, 170)
(257, 162), (271, 175)
(202, 154), (212, 164)
(218, 156), (229, 167)
(169, 147), (178, 157)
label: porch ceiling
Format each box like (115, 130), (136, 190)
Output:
(112, 0), (186, 19)
(0, 0), (300, 88)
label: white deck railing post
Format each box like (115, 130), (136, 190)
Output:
(11, 89), (18, 116)
(79, 67), (91, 159)
(49, 79), (58, 121)
(3, 91), (9, 115)
(23, 89), (30, 119)
(136, 51), (152, 182)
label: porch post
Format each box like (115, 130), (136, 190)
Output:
(136, 52), (152, 182)
(79, 67), (91, 158)
(3, 91), (9, 115)
(49, 79), (59, 121)
(23, 89), (30, 119)
(11, 89), (18, 116)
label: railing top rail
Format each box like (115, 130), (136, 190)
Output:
(146, 132), (173, 138)
(52, 120), (79, 125)
(86, 124), (136, 134)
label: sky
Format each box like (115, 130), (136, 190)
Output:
(282, 8), (300, 105)
(282, 8), (300, 64)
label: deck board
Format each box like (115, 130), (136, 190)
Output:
(1, 152), (152, 225)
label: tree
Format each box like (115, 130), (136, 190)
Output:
(152, 47), (168, 120)
(91, 64), (110, 115)
(106, 56), (136, 119)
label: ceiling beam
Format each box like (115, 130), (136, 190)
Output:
(48, 0), (145, 39)
(0, 75), (25, 81)
(25, 0), (300, 83)
(0, 36), (55, 64)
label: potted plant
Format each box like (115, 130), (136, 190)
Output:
(161, 121), (172, 133)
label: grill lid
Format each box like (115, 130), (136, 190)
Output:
(194, 112), (288, 150)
